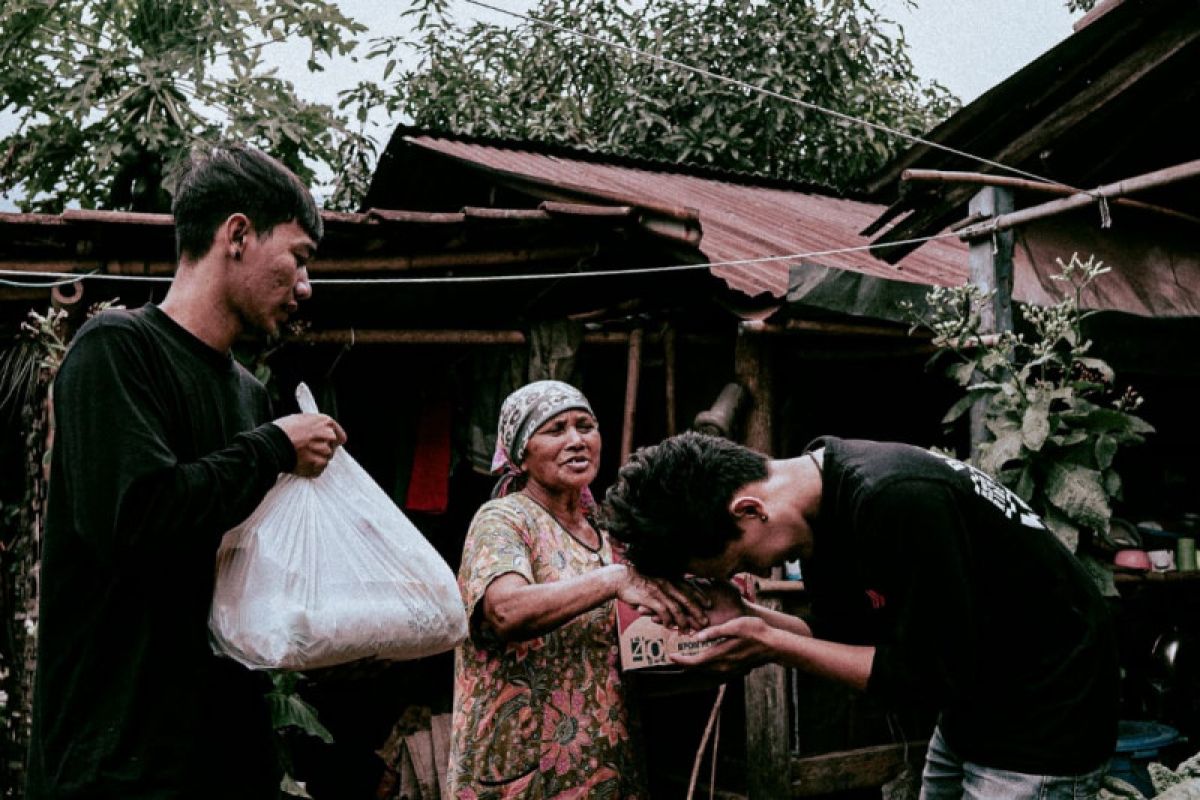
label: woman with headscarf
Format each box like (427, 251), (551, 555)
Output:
(446, 380), (709, 799)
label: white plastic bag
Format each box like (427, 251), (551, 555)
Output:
(209, 383), (467, 670)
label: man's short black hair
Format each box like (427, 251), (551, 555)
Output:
(602, 431), (768, 576)
(170, 143), (323, 262)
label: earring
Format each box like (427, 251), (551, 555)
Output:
(759, 513), (769, 523)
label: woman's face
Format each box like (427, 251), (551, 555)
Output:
(521, 409), (601, 494)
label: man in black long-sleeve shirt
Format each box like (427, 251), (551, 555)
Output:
(27, 144), (347, 799)
(604, 433), (1118, 799)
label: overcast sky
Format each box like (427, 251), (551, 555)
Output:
(1, 0), (1083, 208)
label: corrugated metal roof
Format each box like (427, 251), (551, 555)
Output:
(404, 135), (969, 300)
(0, 202), (689, 329)
(0, 202), (643, 282)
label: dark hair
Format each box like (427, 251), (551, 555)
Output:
(602, 431), (768, 576)
(170, 143), (323, 262)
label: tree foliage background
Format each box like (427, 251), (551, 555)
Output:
(0, 0), (375, 213)
(0, 0), (1100, 211)
(345, 0), (961, 192)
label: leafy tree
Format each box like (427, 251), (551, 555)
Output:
(0, 0), (374, 212)
(346, 0), (960, 191)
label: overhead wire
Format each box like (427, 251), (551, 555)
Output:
(0, 228), (963, 289)
(460, 0), (1079, 193)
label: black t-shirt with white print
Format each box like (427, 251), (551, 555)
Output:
(803, 437), (1118, 776)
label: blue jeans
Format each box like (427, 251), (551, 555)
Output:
(920, 726), (1105, 800)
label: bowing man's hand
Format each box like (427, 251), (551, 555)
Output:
(669, 615), (778, 675)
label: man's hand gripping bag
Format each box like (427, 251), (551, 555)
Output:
(209, 383), (467, 670)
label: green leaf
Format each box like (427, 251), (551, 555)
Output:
(1075, 549), (1118, 597)
(268, 688), (334, 744)
(1063, 406), (1154, 435)
(1021, 403), (1051, 452)
(1103, 469), (1122, 499)
(979, 351), (1008, 372)
(1094, 434), (1117, 470)
(946, 360), (976, 386)
(942, 393), (976, 425)
(1015, 464), (1035, 502)
(1045, 463), (1111, 530)
(281, 774), (313, 798)
(1043, 510), (1080, 553)
(1048, 429), (1089, 447)
(980, 429), (1023, 476)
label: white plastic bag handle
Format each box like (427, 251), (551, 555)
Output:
(295, 382), (318, 415)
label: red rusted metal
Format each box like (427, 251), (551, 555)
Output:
(404, 135), (969, 299)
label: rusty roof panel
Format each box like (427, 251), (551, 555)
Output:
(405, 135), (968, 299)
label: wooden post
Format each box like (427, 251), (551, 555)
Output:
(734, 331), (790, 800)
(664, 325), (678, 436)
(620, 328), (644, 464)
(966, 187), (1015, 453)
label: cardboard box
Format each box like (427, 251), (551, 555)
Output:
(615, 575), (755, 672)
(616, 601), (717, 671)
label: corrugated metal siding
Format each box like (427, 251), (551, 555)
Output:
(408, 136), (968, 299)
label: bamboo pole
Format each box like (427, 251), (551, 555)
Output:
(734, 331), (789, 800)
(299, 329), (646, 346)
(298, 329), (723, 347)
(664, 325), (678, 436)
(620, 328), (644, 464)
(956, 159), (1200, 239)
(903, 168), (1200, 226)
(0, 246), (599, 277)
(740, 318), (923, 339)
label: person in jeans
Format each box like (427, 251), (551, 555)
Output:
(603, 432), (1119, 800)
(26, 143), (347, 799)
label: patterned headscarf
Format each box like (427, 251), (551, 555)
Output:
(490, 380), (595, 499)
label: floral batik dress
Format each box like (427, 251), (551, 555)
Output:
(447, 492), (644, 800)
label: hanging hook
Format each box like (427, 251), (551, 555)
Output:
(1098, 195), (1113, 229)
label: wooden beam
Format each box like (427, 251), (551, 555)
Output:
(61, 208), (171, 226)
(957, 159), (1200, 239)
(0, 246), (600, 277)
(791, 741), (927, 797)
(903, 168), (1200, 227)
(620, 329), (644, 464)
(734, 331), (789, 800)
(300, 329), (638, 346)
(967, 187), (1015, 453)
(0, 261), (173, 276)
(664, 325), (678, 436)
(741, 319), (923, 339)
(286, 329), (724, 347)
